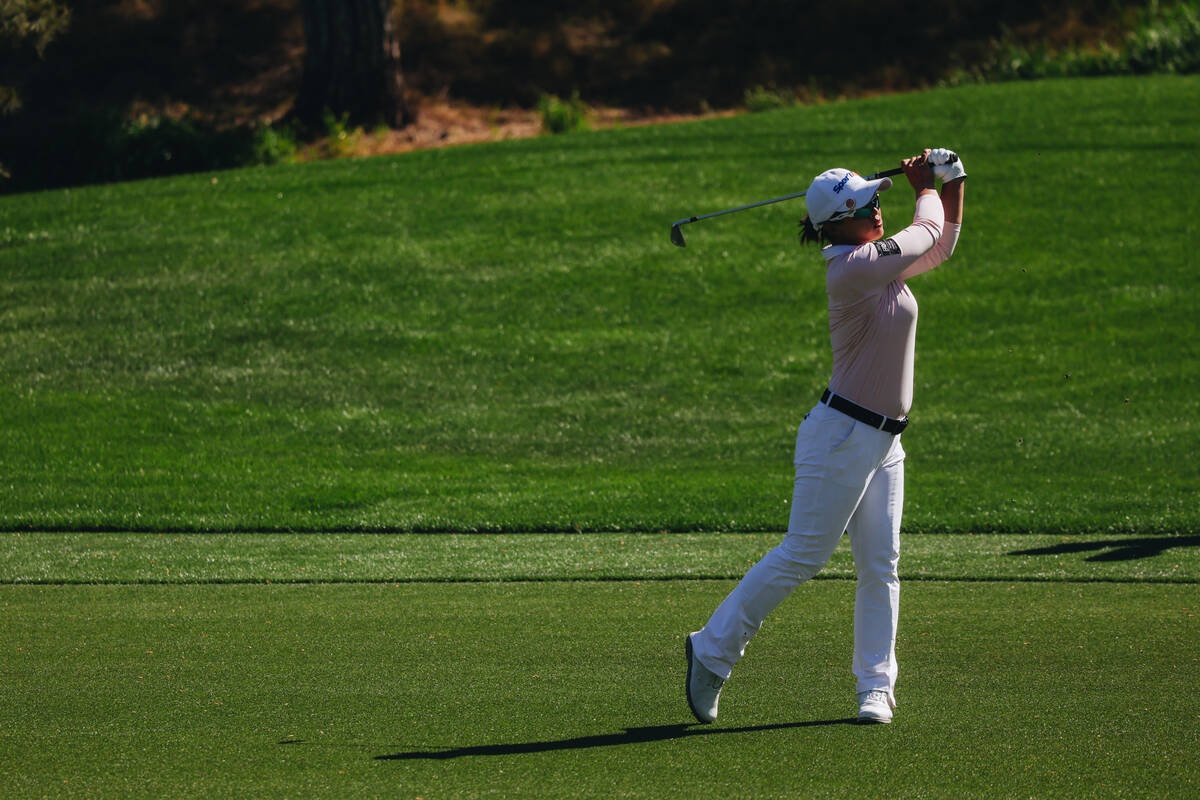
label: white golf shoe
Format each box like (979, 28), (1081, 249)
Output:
(856, 689), (895, 724)
(685, 632), (724, 724)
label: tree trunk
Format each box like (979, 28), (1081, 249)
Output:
(294, 0), (414, 129)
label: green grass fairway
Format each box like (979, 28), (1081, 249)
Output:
(3, 579), (1197, 798)
(3, 77), (1199, 798)
(2, 76), (1198, 533)
(3, 530), (1198, 798)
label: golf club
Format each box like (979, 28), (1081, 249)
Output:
(669, 157), (956, 247)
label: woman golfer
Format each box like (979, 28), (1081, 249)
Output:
(685, 148), (966, 724)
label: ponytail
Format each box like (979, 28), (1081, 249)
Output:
(798, 216), (828, 247)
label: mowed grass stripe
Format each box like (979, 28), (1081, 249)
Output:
(2, 532), (1196, 584)
(2, 581), (1196, 798)
(4, 576), (1195, 587)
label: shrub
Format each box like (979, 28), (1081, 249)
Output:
(253, 124), (299, 165)
(0, 111), (304, 194)
(1123, 1), (1200, 73)
(319, 110), (363, 158)
(944, 1), (1200, 85)
(537, 92), (591, 134)
(743, 85), (794, 112)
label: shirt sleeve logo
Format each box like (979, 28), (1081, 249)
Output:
(872, 238), (901, 257)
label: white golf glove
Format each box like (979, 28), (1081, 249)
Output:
(928, 148), (966, 182)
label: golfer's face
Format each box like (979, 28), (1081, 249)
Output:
(839, 205), (884, 244)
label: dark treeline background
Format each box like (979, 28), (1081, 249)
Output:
(403, 0), (1143, 107)
(0, 0), (1165, 191)
(11, 0), (1147, 116)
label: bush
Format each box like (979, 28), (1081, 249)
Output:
(252, 124), (299, 165)
(0, 111), (300, 194)
(743, 86), (795, 112)
(318, 110), (362, 158)
(537, 92), (591, 134)
(945, 1), (1200, 84)
(1124, 1), (1200, 73)
(117, 116), (250, 178)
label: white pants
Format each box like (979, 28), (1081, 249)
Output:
(693, 402), (906, 699)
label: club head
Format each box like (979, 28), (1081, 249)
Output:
(670, 223), (686, 247)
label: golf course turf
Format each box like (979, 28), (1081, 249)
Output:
(2, 76), (1196, 535)
(3, 576), (1196, 797)
(2, 76), (1198, 797)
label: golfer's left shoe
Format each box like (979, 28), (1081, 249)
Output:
(685, 632), (724, 724)
(856, 689), (895, 724)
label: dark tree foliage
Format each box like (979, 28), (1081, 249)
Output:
(0, 0), (70, 114)
(398, 0), (1149, 108)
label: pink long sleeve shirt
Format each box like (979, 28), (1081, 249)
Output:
(823, 192), (960, 419)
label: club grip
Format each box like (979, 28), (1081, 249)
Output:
(868, 154), (957, 180)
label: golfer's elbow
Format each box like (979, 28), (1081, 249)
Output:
(901, 217), (942, 257)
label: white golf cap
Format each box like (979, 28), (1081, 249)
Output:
(805, 168), (893, 229)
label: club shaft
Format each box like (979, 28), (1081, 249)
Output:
(672, 190), (807, 227)
(671, 166), (904, 231)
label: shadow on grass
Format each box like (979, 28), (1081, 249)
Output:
(1009, 535), (1200, 562)
(372, 719), (857, 760)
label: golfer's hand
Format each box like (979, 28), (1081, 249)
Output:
(902, 150), (935, 192)
(929, 148), (967, 183)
